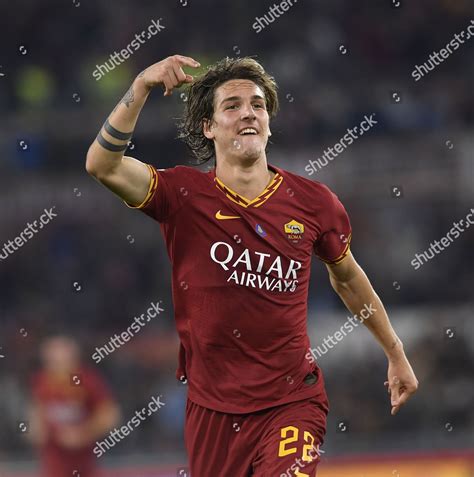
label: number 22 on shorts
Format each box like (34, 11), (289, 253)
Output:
(278, 425), (320, 476)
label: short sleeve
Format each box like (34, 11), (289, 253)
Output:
(313, 188), (352, 264)
(123, 165), (185, 222)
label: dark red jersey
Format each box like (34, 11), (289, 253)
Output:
(32, 368), (112, 455)
(126, 163), (351, 413)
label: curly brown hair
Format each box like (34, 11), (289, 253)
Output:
(177, 56), (279, 166)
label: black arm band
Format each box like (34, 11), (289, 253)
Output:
(96, 132), (129, 152)
(104, 119), (134, 141)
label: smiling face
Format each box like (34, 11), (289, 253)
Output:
(203, 79), (272, 165)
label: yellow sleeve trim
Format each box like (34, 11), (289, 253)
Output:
(123, 164), (159, 209)
(326, 246), (351, 265)
(317, 233), (352, 264)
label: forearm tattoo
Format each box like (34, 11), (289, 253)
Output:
(111, 85), (135, 114)
(120, 85), (135, 108)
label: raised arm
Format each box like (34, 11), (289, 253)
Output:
(85, 55), (200, 206)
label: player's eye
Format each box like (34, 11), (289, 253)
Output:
(226, 103), (265, 110)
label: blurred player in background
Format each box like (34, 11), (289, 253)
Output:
(85, 55), (418, 476)
(28, 335), (120, 477)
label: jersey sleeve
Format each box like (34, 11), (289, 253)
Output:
(313, 186), (352, 264)
(123, 164), (187, 222)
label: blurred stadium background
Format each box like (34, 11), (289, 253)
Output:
(1, 0), (473, 475)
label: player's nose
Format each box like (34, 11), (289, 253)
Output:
(240, 103), (256, 120)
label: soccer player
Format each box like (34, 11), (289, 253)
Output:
(85, 54), (418, 476)
(28, 335), (120, 477)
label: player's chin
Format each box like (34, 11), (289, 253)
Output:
(231, 137), (265, 159)
(241, 148), (265, 162)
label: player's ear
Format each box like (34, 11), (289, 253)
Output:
(203, 118), (214, 140)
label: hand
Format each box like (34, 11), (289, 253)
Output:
(136, 54), (200, 96)
(384, 354), (419, 415)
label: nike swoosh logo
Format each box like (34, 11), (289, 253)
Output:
(215, 210), (241, 220)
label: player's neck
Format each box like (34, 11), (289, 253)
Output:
(215, 158), (275, 201)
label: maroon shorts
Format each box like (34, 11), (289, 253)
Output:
(185, 394), (329, 477)
(40, 449), (97, 477)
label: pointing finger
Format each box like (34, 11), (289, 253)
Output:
(175, 55), (201, 68)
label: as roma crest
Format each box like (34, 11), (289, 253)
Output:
(284, 219), (305, 244)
